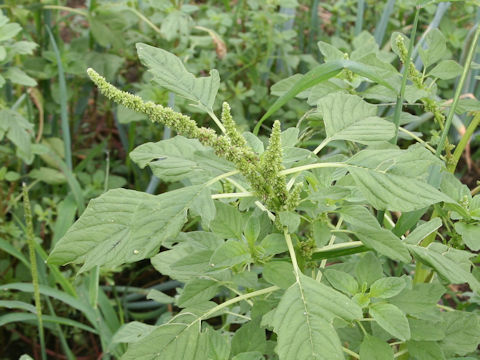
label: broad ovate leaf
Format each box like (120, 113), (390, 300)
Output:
(48, 185), (214, 273)
(130, 136), (234, 184)
(369, 303), (410, 341)
(317, 93), (395, 144)
(136, 43), (219, 112)
(272, 272), (362, 360)
(346, 146), (452, 212)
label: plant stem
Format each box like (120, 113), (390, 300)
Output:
(43, 5), (87, 16)
(313, 137), (331, 154)
(205, 170), (241, 186)
(436, 23), (480, 156)
(317, 218), (343, 281)
(343, 347), (360, 359)
(393, 7), (420, 144)
(23, 183), (46, 360)
(284, 227), (300, 274)
(398, 127), (437, 154)
(448, 112), (480, 173)
(279, 162), (348, 176)
(211, 192), (254, 199)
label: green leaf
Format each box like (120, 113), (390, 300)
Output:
(317, 93), (394, 144)
(407, 244), (480, 292)
(210, 240), (251, 269)
(369, 277), (405, 299)
(404, 218), (442, 245)
(278, 211), (301, 233)
(0, 109), (34, 164)
(389, 283), (445, 317)
(136, 43), (219, 112)
(428, 60), (463, 80)
(272, 272), (362, 360)
(324, 269), (359, 296)
(340, 206), (411, 263)
(122, 313), (208, 360)
(263, 261), (295, 289)
(130, 136), (234, 184)
(419, 29), (447, 68)
(147, 289), (174, 304)
(359, 334), (394, 360)
(111, 321), (156, 344)
(0, 22), (21, 41)
(407, 340), (445, 360)
(4, 67), (37, 87)
(408, 318), (446, 341)
(231, 318), (266, 356)
(454, 222), (480, 251)
(49, 185), (214, 273)
(369, 303), (410, 341)
(30, 167), (66, 185)
(209, 202), (245, 239)
(207, 328), (231, 360)
(439, 311), (480, 357)
(0, 300), (36, 313)
(346, 147), (452, 212)
(152, 232), (223, 282)
(177, 279), (220, 307)
(355, 252), (384, 287)
(260, 233), (288, 256)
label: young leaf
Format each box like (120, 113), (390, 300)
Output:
(272, 272), (362, 360)
(347, 148), (452, 212)
(122, 313), (208, 360)
(324, 269), (359, 296)
(136, 43), (219, 112)
(177, 279), (220, 307)
(428, 60), (463, 80)
(209, 202), (246, 239)
(404, 218), (442, 245)
(355, 252), (384, 287)
(407, 340), (445, 360)
(130, 136), (234, 183)
(48, 185), (214, 273)
(317, 93), (395, 144)
(389, 283), (445, 317)
(210, 240), (251, 269)
(369, 277), (405, 299)
(359, 334), (394, 360)
(339, 206), (411, 263)
(263, 261), (295, 289)
(418, 29), (447, 68)
(369, 303), (411, 341)
(454, 222), (480, 250)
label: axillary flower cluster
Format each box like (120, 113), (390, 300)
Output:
(87, 68), (302, 215)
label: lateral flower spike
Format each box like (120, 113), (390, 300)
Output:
(260, 120), (288, 207)
(285, 182), (304, 211)
(221, 102), (247, 148)
(86, 68), (266, 201)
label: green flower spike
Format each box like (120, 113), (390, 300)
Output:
(260, 120), (288, 209)
(285, 182), (304, 211)
(221, 102), (247, 148)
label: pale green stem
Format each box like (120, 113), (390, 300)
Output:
(23, 183), (46, 360)
(356, 320), (367, 335)
(394, 349), (409, 358)
(314, 240), (362, 254)
(279, 162), (348, 176)
(343, 347), (360, 359)
(208, 110), (227, 134)
(211, 192), (254, 199)
(398, 127), (437, 154)
(437, 23), (480, 156)
(313, 137), (331, 155)
(224, 311), (251, 321)
(317, 218), (343, 281)
(448, 112), (480, 172)
(199, 285), (279, 321)
(437, 303), (455, 311)
(226, 178), (276, 221)
(127, 7), (162, 34)
(284, 227), (300, 275)
(205, 170), (240, 187)
(43, 5), (87, 16)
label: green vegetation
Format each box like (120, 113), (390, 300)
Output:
(1, 1), (480, 359)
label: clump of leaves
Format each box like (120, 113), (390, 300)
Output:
(48, 26), (480, 360)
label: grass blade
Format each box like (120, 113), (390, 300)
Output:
(46, 26), (72, 172)
(373, 0), (396, 46)
(355, 0), (365, 36)
(23, 184), (46, 360)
